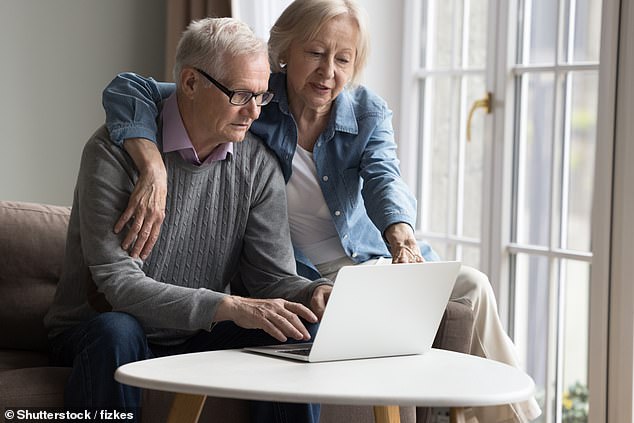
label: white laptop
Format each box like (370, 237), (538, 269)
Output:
(244, 261), (461, 362)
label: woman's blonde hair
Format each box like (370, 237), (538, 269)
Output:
(268, 0), (369, 86)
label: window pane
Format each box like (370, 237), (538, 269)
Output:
(421, 76), (460, 234)
(562, 259), (590, 422)
(463, 76), (486, 239)
(460, 245), (481, 269)
(521, 0), (558, 64)
(419, 0), (430, 67)
(424, 0), (463, 68)
(564, 72), (597, 251)
(512, 253), (550, 416)
(573, 0), (603, 62)
(515, 73), (555, 246)
(430, 243), (479, 266)
(429, 242), (455, 261)
(467, 0), (489, 68)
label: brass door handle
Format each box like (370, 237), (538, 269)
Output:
(466, 92), (492, 142)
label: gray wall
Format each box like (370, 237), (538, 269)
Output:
(0, 0), (166, 206)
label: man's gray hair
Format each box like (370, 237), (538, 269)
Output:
(173, 17), (267, 84)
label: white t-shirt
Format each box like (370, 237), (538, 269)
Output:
(286, 145), (347, 265)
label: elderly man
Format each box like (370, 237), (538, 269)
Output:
(44, 18), (331, 423)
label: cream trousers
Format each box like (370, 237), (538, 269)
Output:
(316, 258), (542, 423)
(452, 266), (542, 423)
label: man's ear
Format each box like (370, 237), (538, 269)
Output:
(180, 68), (198, 99)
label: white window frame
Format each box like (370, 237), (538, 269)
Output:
(484, 0), (514, 323)
(400, 0), (627, 421)
(504, 2), (601, 417)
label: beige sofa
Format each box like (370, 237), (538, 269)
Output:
(0, 201), (473, 422)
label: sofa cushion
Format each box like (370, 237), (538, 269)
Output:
(0, 202), (70, 351)
(433, 300), (474, 353)
(0, 350), (50, 370)
(0, 367), (70, 409)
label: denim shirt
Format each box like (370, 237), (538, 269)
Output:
(103, 72), (438, 280)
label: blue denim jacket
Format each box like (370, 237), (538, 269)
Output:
(103, 72), (438, 279)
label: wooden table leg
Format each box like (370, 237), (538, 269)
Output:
(450, 407), (467, 423)
(166, 393), (207, 423)
(373, 405), (401, 423)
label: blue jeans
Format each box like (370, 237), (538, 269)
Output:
(49, 312), (320, 423)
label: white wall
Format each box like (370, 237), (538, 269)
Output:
(0, 0), (166, 206)
(358, 0), (404, 143)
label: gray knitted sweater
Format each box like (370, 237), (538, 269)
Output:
(44, 126), (330, 345)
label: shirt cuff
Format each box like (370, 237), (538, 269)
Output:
(107, 124), (159, 147)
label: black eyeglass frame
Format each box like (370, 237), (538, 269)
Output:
(194, 67), (274, 106)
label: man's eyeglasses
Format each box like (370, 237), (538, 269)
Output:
(195, 68), (274, 106)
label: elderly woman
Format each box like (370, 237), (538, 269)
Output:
(101, 0), (540, 421)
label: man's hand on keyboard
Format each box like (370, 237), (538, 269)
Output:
(215, 296), (318, 342)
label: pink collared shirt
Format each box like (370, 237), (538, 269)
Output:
(161, 93), (233, 165)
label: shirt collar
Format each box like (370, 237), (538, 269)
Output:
(332, 89), (358, 135)
(269, 73), (291, 115)
(161, 93), (233, 165)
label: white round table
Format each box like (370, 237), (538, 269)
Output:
(116, 348), (534, 423)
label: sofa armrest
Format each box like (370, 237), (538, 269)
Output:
(0, 201), (71, 351)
